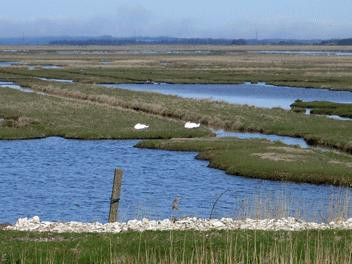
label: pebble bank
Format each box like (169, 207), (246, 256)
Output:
(5, 216), (352, 233)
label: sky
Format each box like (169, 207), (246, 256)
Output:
(0, 0), (351, 39)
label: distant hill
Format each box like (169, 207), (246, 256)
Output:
(49, 37), (323, 46)
(320, 38), (352, 45)
(50, 36), (235, 45)
(0, 35), (350, 46)
(0, 36), (95, 45)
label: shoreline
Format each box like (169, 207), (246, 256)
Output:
(5, 216), (352, 233)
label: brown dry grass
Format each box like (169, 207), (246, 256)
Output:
(328, 160), (352, 168)
(252, 152), (300, 162)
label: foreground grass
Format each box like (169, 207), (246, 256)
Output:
(6, 78), (352, 153)
(291, 100), (352, 118)
(0, 88), (209, 140)
(1, 229), (351, 264)
(136, 138), (352, 186)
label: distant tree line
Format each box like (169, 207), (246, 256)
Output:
(1, 36), (351, 46)
(53, 37), (352, 46)
(319, 38), (352, 45)
(49, 37), (323, 46)
(50, 37), (235, 45)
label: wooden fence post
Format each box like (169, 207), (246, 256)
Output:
(108, 168), (123, 223)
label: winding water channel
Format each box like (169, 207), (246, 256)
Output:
(1, 80), (352, 223)
(0, 137), (350, 224)
(0, 81), (34, 93)
(102, 83), (352, 109)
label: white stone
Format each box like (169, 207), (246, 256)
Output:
(32, 216), (40, 224)
(6, 216), (352, 233)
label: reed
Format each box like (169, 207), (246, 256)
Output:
(1, 229), (351, 264)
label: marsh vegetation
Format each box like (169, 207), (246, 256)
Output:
(136, 138), (352, 186)
(1, 229), (352, 264)
(1, 46), (352, 263)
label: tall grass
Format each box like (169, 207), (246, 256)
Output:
(1, 229), (351, 264)
(228, 189), (352, 222)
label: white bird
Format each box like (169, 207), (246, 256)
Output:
(134, 123), (149, 130)
(184, 122), (200, 129)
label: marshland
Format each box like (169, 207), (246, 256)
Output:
(1, 44), (352, 263)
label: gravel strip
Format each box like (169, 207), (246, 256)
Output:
(5, 216), (352, 233)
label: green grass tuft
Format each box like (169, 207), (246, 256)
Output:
(136, 138), (352, 186)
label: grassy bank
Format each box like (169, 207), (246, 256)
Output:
(1, 229), (351, 264)
(5, 78), (352, 153)
(136, 138), (352, 186)
(1, 44), (352, 91)
(0, 88), (210, 140)
(291, 100), (352, 118)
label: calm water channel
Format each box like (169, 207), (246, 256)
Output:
(1, 81), (352, 223)
(0, 137), (350, 224)
(102, 83), (352, 109)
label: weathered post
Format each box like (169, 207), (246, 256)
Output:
(108, 168), (123, 223)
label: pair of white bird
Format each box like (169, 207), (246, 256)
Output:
(134, 121), (200, 130)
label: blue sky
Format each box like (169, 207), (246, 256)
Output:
(0, 0), (351, 39)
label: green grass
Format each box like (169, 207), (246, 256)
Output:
(2, 64), (352, 91)
(136, 138), (352, 186)
(1, 44), (352, 91)
(6, 78), (352, 153)
(291, 100), (352, 118)
(1, 229), (352, 264)
(0, 88), (210, 140)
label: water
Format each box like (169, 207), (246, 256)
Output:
(127, 50), (214, 55)
(215, 130), (309, 148)
(36, 77), (73, 83)
(254, 51), (352, 56)
(0, 50), (19, 54)
(0, 81), (34, 93)
(41, 65), (63, 69)
(0, 81), (47, 96)
(305, 108), (352, 121)
(102, 83), (352, 109)
(0, 137), (350, 224)
(0, 61), (20, 67)
(326, 115), (352, 121)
